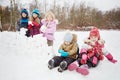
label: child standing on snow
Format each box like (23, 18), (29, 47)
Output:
(17, 8), (29, 31)
(48, 32), (79, 72)
(41, 11), (57, 57)
(68, 27), (117, 75)
(27, 9), (42, 37)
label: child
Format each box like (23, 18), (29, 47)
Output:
(27, 9), (41, 37)
(68, 27), (117, 75)
(41, 11), (57, 57)
(17, 8), (29, 31)
(48, 32), (79, 72)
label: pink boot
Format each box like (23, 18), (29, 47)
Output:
(76, 64), (89, 76)
(68, 61), (79, 71)
(106, 53), (117, 63)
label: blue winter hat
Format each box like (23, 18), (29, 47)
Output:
(64, 33), (73, 43)
(21, 9), (28, 17)
(32, 8), (40, 18)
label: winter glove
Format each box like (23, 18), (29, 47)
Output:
(92, 56), (98, 65)
(106, 53), (117, 63)
(81, 54), (88, 64)
(60, 51), (69, 57)
(58, 49), (64, 53)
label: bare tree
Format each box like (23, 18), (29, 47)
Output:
(0, 16), (2, 32)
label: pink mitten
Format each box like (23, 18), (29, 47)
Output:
(81, 54), (87, 64)
(92, 56), (98, 65)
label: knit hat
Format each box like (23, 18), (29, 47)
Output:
(64, 33), (73, 43)
(89, 27), (100, 39)
(32, 8), (40, 18)
(21, 9), (28, 17)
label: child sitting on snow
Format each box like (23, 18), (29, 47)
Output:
(27, 9), (42, 37)
(48, 32), (79, 72)
(68, 27), (117, 75)
(41, 11), (58, 57)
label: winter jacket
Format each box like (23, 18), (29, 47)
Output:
(41, 19), (57, 40)
(80, 38), (105, 60)
(17, 18), (28, 31)
(28, 21), (41, 37)
(59, 34), (78, 59)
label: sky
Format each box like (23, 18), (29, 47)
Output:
(0, 0), (120, 11)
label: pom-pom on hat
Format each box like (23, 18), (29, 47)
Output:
(89, 27), (100, 39)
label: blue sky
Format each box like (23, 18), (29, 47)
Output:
(0, 0), (120, 11)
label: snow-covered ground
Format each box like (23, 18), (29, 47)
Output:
(0, 29), (120, 80)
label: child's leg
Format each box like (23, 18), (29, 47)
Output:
(48, 56), (64, 69)
(58, 57), (75, 72)
(87, 56), (99, 67)
(47, 40), (55, 56)
(102, 48), (117, 63)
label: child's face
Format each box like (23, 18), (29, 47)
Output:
(90, 36), (98, 42)
(46, 15), (53, 21)
(33, 13), (38, 18)
(22, 13), (27, 18)
(64, 41), (71, 45)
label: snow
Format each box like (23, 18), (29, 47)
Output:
(0, 29), (120, 80)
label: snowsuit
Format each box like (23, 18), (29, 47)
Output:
(48, 34), (79, 71)
(78, 38), (105, 67)
(27, 21), (42, 37)
(41, 19), (57, 46)
(68, 38), (117, 75)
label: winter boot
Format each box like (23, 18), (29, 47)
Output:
(48, 59), (55, 69)
(68, 61), (79, 71)
(58, 61), (67, 72)
(106, 53), (117, 63)
(76, 64), (89, 76)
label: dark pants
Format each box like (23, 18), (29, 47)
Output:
(51, 56), (75, 70)
(77, 55), (99, 68)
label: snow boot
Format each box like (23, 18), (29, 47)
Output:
(48, 59), (55, 69)
(58, 61), (67, 72)
(68, 61), (79, 71)
(76, 64), (89, 76)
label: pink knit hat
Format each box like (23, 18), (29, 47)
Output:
(89, 27), (100, 40)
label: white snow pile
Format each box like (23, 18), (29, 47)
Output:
(0, 28), (120, 80)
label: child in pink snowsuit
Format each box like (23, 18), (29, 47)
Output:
(41, 11), (57, 57)
(68, 27), (117, 76)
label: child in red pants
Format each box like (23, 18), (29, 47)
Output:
(68, 27), (117, 75)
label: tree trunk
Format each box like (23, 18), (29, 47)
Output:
(0, 16), (2, 32)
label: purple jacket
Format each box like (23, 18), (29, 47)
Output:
(41, 19), (57, 40)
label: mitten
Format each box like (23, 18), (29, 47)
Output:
(106, 53), (117, 63)
(81, 54), (88, 64)
(58, 49), (64, 53)
(92, 56), (98, 65)
(60, 51), (69, 57)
